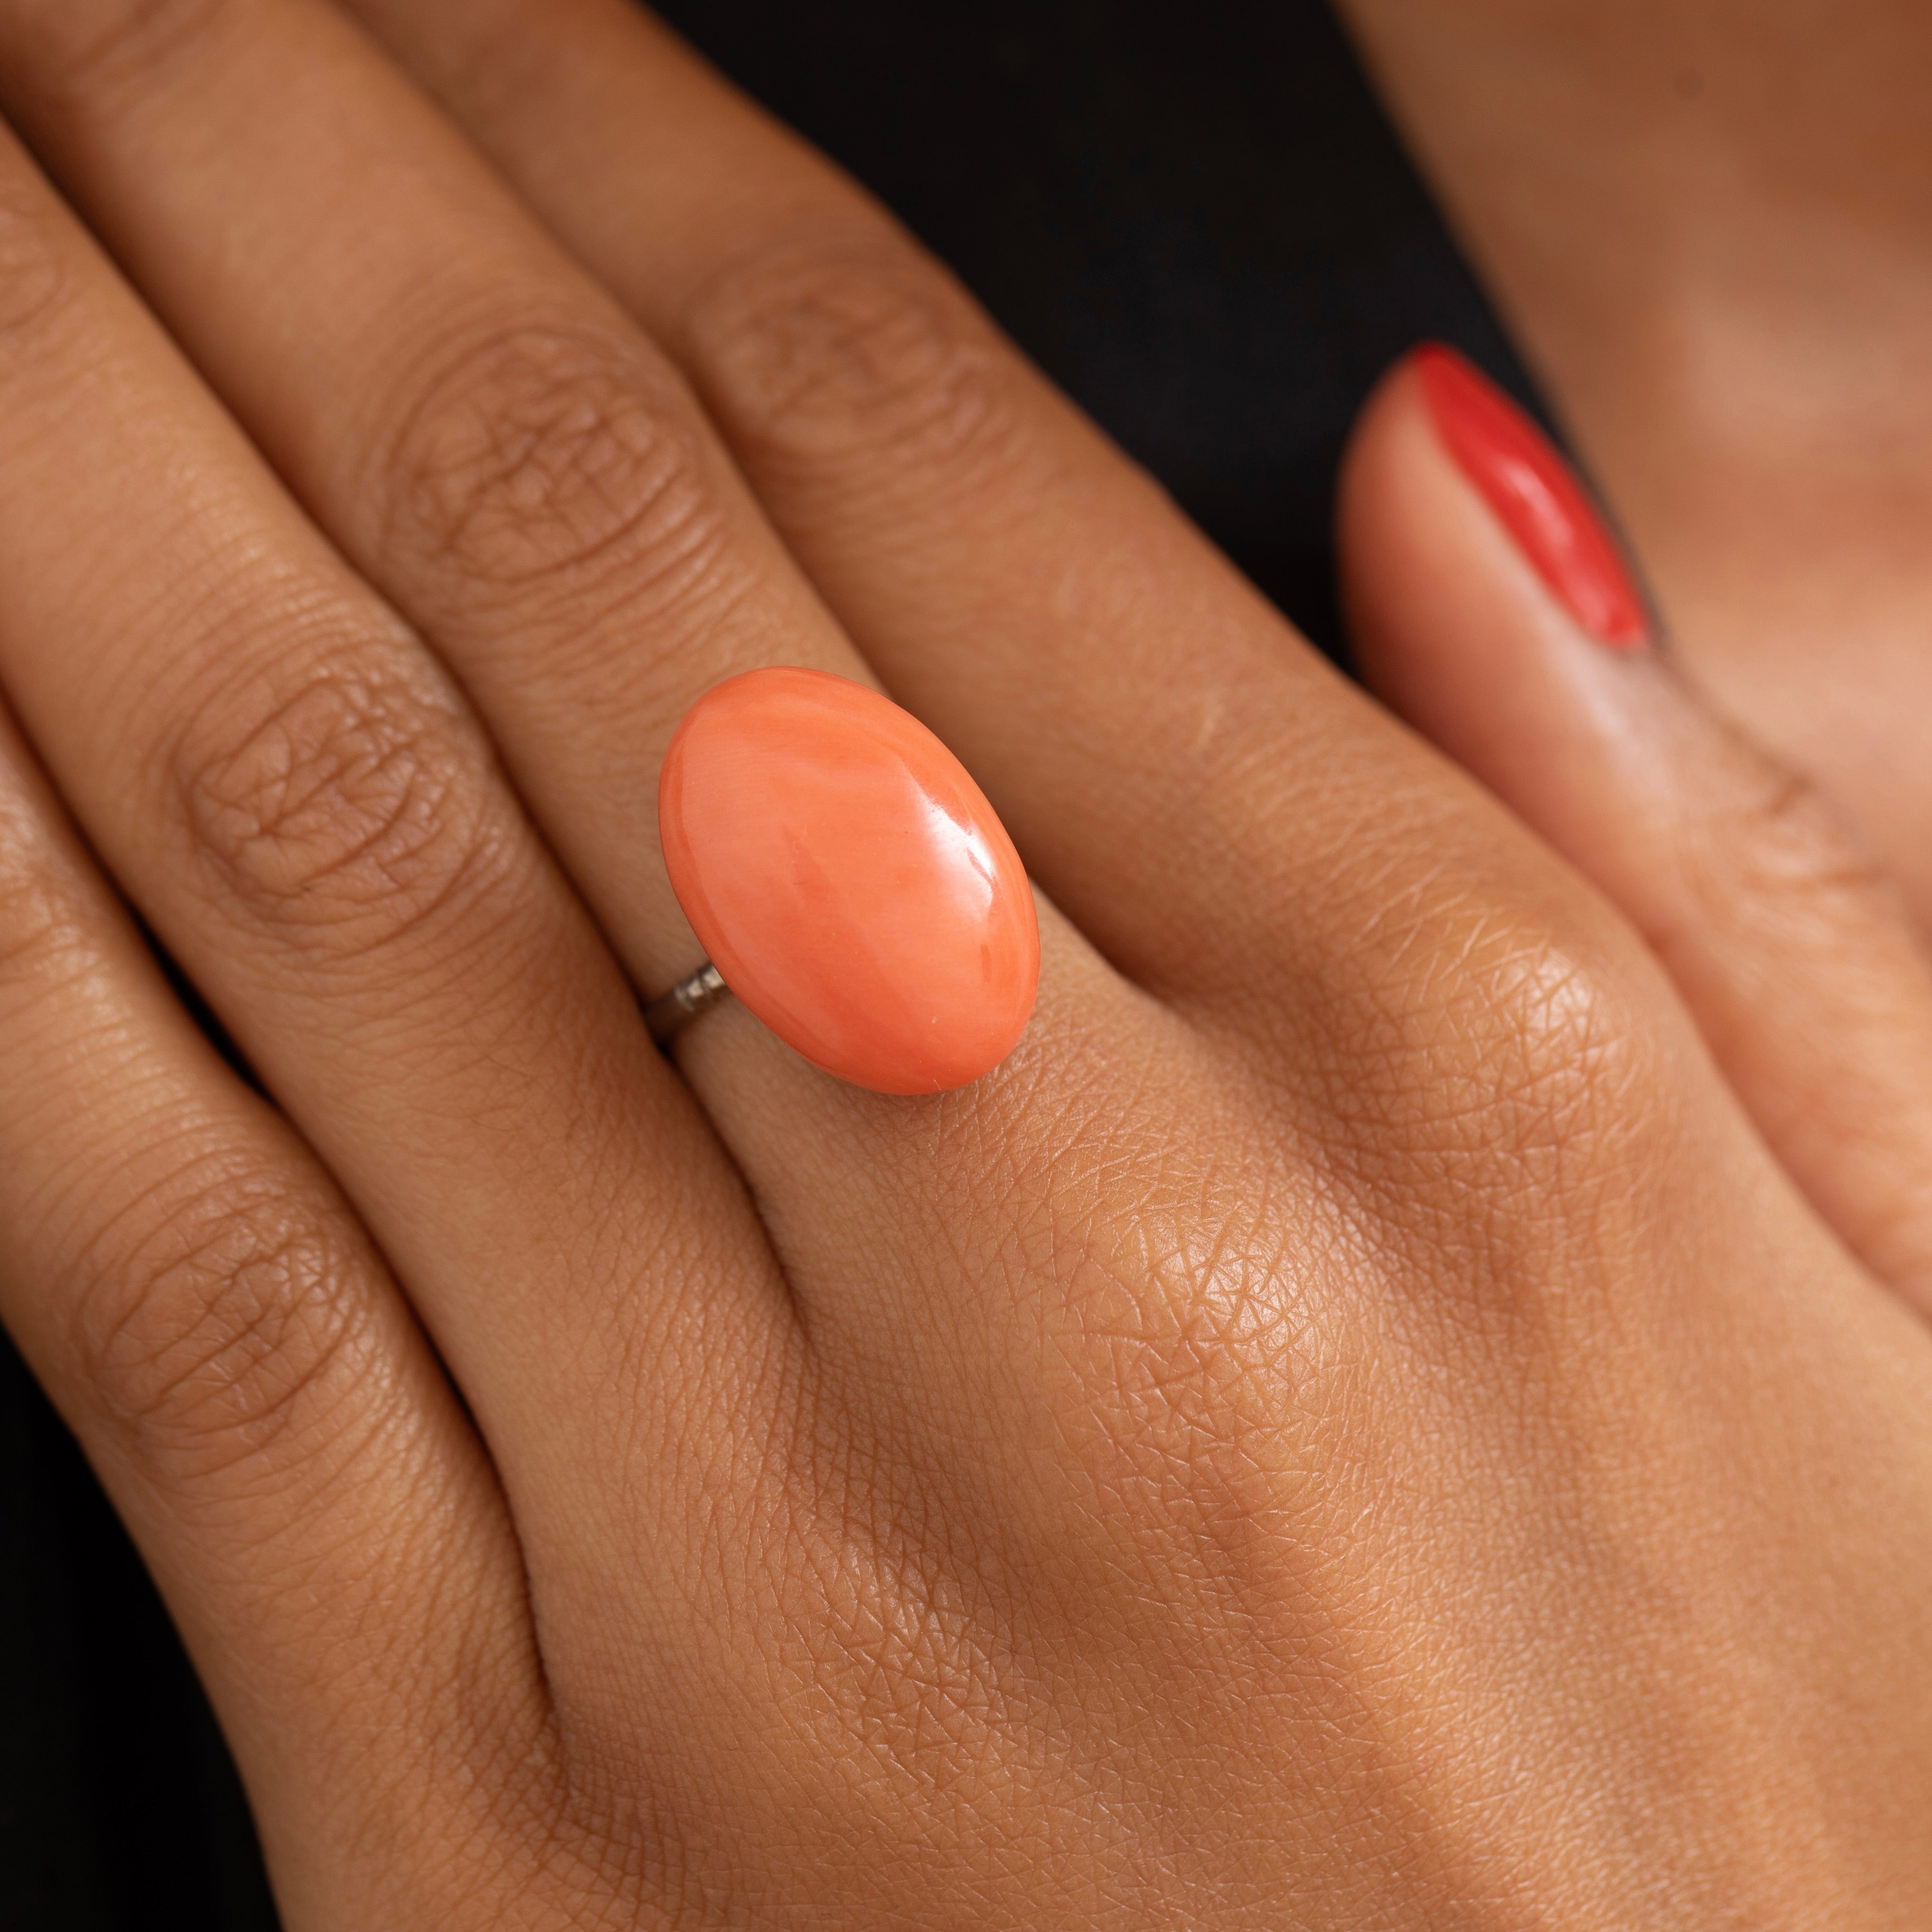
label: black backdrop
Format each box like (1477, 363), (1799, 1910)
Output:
(0, 4), (1541, 1924)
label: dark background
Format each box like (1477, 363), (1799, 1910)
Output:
(0, 3), (1539, 1924)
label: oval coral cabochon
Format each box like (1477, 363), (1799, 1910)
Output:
(658, 668), (1040, 1095)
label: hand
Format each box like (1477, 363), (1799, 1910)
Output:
(0, 3), (1927, 1927)
(1337, 0), (1932, 926)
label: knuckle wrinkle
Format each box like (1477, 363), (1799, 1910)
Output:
(1716, 765), (1889, 907)
(689, 237), (1014, 474)
(174, 664), (504, 952)
(1334, 896), (1652, 1190)
(0, 862), (86, 985)
(381, 318), (727, 603)
(66, 1163), (374, 1480)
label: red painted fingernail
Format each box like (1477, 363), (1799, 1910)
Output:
(1411, 342), (1650, 651)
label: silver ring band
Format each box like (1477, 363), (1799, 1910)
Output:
(644, 962), (731, 1046)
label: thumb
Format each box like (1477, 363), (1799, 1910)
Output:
(1339, 343), (1932, 1317)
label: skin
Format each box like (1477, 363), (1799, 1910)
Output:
(1337, 0), (1932, 924)
(0, 1), (1926, 1926)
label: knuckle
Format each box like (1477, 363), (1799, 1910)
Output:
(0, 830), (89, 992)
(378, 316), (731, 607)
(688, 233), (1021, 479)
(6, 0), (234, 108)
(1694, 758), (1892, 921)
(172, 659), (511, 956)
(0, 872), (91, 1003)
(63, 1156), (375, 1482)
(1449, 919), (1651, 1163)
(934, 1077), (1315, 1489)
(1319, 885), (1660, 1257)
(1073, 1209), (1309, 1464)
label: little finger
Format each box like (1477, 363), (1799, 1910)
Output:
(0, 700), (546, 1925)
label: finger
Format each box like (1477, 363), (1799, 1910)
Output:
(1340, 345), (1932, 1314)
(0, 5), (1351, 1269)
(306, 0), (1416, 1007)
(0, 698), (544, 1920)
(0, 114), (790, 1562)
(0, 0), (1170, 1373)
(0, 0), (1163, 1142)
(0, 0), (888, 998)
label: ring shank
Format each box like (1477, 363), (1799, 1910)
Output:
(644, 962), (731, 1046)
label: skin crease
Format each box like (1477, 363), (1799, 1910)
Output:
(0, 2), (1924, 1929)
(1335, 0), (1932, 928)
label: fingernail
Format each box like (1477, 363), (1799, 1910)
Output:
(1411, 342), (1651, 651)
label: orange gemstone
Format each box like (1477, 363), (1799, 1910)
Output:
(658, 668), (1039, 1095)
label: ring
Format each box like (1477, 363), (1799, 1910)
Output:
(653, 666), (1039, 1095)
